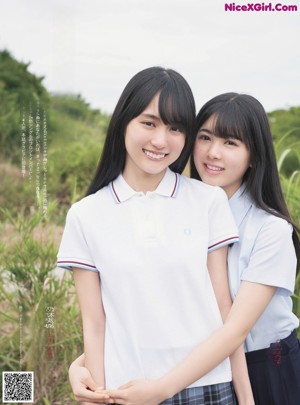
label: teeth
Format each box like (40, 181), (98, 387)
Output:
(143, 150), (165, 160)
(207, 164), (223, 171)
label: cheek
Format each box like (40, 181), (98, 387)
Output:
(125, 130), (143, 150)
(193, 143), (204, 162)
(192, 150), (204, 174)
(173, 134), (186, 153)
(237, 152), (251, 171)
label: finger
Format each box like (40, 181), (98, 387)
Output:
(75, 389), (111, 402)
(82, 375), (99, 392)
(80, 401), (112, 405)
(79, 400), (112, 404)
(107, 389), (128, 400)
(109, 400), (126, 405)
(118, 382), (133, 390)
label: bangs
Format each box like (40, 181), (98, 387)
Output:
(197, 95), (252, 147)
(211, 109), (248, 144)
(158, 84), (194, 134)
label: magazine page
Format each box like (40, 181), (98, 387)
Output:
(0, 1), (299, 404)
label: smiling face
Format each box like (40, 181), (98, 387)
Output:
(123, 93), (186, 191)
(193, 115), (251, 198)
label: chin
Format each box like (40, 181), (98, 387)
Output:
(202, 177), (222, 187)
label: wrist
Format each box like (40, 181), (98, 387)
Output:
(155, 377), (176, 401)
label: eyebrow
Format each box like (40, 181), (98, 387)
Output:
(140, 113), (161, 121)
(198, 128), (214, 134)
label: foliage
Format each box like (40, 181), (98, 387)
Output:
(273, 130), (300, 334)
(274, 131), (300, 223)
(47, 140), (102, 223)
(0, 207), (82, 404)
(46, 93), (108, 218)
(292, 272), (300, 338)
(269, 107), (300, 178)
(0, 161), (34, 216)
(0, 50), (49, 160)
(0, 50), (110, 221)
(268, 106), (300, 144)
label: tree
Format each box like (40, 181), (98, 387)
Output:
(0, 50), (49, 160)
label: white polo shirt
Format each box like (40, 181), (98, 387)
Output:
(57, 169), (239, 389)
(228, 186), (299, 352)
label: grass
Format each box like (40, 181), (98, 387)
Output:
(0, 206), (82, 404)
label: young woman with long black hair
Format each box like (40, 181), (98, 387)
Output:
(190, 93), (300, 405)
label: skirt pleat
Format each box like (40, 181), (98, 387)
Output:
(246, 329), (300, 405)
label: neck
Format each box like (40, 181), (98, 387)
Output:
(122, 169), (167, 193)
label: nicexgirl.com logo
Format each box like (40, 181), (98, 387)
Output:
(224, 2), (298, 11)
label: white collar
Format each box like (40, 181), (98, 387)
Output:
(110, 168), (180, 204)
(229, 184), (253, 227)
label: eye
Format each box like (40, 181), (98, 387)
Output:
(142, 121), (155, 128)
(170, 126), (182, 133)
(225, 139), (238, 146)
(197, 134), (211, 141)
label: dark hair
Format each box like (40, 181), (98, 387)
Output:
(86, 66), (196, 195)
(190, 92), (300, 270)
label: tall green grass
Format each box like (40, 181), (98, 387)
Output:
(0, 206), (82, 404)
(275, 131), (300, 243)
(275, 131), (300, 335)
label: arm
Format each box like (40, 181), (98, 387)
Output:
(230, 346), (253, 404)
(108, 281), (276, 405)
(157, 280), (276, 398)
(207, 247), (254, 404)
(73, 268), (106, 403)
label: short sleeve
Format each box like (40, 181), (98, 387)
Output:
(57, 205), (97, 272)
(208, 187), (239, 252)
(241, 218), (297, 295)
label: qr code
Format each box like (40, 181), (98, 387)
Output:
(2, 372), (34, 403)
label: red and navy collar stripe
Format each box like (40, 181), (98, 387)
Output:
(110, 172), (180, 204)
(111, 181), (121, 203)
(170, 172), (179, 198)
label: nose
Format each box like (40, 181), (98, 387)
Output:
(150, 128), (168, 149)
(207, 140), (222, 159)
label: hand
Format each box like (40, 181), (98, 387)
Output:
(69, 360), (112, 404)
(108, 379), (167, 405)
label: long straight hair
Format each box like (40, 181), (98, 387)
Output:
(190, 92), (300, 270)
(86, 66), (196, 196)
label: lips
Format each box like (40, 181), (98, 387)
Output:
(205, 163), (224, 173)
(143, 149), (167, 160)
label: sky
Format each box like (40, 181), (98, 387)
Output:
(0, 0), (299, 114)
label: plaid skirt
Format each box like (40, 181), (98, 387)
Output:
(159, 382), (237, 405)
